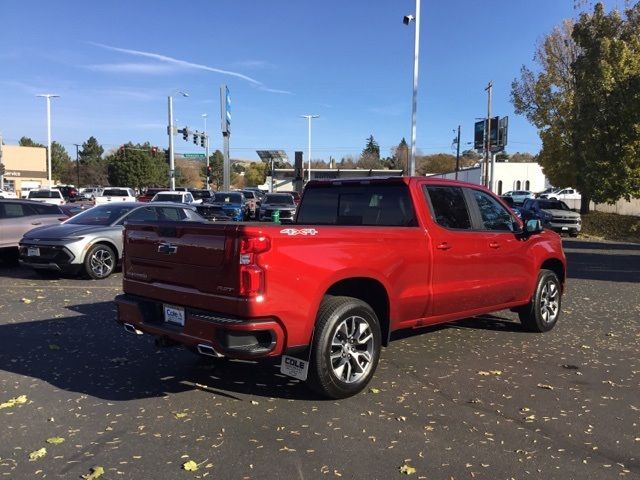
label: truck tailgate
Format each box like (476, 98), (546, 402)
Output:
(123, 222), (239, 297)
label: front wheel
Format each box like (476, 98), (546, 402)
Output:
(84, 244), (116, 279)
(518, 269), (561, 332)
(307, 296), (381, 399)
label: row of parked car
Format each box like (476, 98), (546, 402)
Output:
(0, 187), (301, 280)
(501, 193), (581, 237)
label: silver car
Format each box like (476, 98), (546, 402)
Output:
(19, 202), (205, 279)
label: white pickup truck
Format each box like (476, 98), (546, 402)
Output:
(94, 187), (137, 204)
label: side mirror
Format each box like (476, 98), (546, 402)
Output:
(525, 219), (543, 234)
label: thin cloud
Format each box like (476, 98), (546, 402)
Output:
(87, 63), (178, 75)
(88, 42), (261, 85)
(258, 86), (294, 95)
(232, 60), (274, 69)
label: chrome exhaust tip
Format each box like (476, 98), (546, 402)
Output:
(197, 343), (223, 358)
(124, 323), (143, 335)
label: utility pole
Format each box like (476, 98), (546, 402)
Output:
(484, 81), (493, 189)
(0, 131), (4, 190)
(404, 0), (421, 177)
(202, 113), (210, 190)
(454, 125), (461, 180)
(168, 96), (176, 190)
(36, 94), (59, 188)
(73, 144), (80, 187)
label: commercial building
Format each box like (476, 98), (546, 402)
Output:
(432, 162), (548, 195)
(0, 145), (48, 196)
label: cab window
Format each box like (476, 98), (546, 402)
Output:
(470, 189), (515, 231)
(424, 186), (472, 230)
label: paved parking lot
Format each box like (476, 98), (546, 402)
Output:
(0, 238), (638, 480)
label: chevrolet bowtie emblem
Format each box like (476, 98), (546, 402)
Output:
(157, 241), (178, 254)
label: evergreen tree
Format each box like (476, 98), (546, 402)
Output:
(79, 137), (107, 186)
(18, 137), (44, 148)
(358, 135), (383, 169)
(106, 142), (167, 190)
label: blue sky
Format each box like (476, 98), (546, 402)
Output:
(0, 0), (623, 163)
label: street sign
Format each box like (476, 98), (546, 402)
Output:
(183, 153), (205, 158)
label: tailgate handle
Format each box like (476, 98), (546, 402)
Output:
(158, 241), (178, 254)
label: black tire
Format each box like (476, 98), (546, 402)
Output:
(569, 231), (579, 238)
(307, 296), (381, 399)
(518, 269), (561, 332)
(83, 244), (116, 280)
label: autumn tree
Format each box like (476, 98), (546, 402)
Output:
(512, 3), (640, 212)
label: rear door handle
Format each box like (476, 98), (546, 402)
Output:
(31, 222), (42, 226)
(489, 242), (500, 249)
(436, 242), (451, 251)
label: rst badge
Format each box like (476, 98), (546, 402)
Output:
(280, 228), (318, 236)
(280, 355), (309, 381)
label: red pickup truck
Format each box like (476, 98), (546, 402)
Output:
(115, 177), (566, 398)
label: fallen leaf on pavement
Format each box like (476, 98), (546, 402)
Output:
(399, 464), (417, 475)
(29, 448), (47, 461)
(537, 383), (555, 390)
(183, 460), (199, 472)
(46, 437), (65, 445)
(369, 388), (380, 394)
(81, 466), (105, 479)
(0, 394), (28, 409)
(21, 298), (32, 304)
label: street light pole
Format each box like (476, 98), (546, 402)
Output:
(73, 143), (80, 187)
(301, 114), (319, 183)
(36, 94), (60, 188)
(202, 113), (209, 190)
(404, 0), (421, 177)
(167, 91), (188, 190)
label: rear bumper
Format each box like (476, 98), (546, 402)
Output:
(115, 294), (286, 359)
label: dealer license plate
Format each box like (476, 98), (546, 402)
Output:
(280, 355), (309, 381)
(163, 304), (185, 326)
(27, 247), (40, 257)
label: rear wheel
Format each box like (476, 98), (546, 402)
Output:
(307, 296), (381, 399)
(84, 244), (116, 279)
(518, 269), (561, 332)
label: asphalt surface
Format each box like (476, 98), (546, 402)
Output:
(0, 238), (638, 480)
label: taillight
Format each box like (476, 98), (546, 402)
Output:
(239, 236), (270, 296)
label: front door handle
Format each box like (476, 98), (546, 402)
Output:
(436, 242), (451, 251)
(489, 242), (500, 249)
(31, 222), (42, 226)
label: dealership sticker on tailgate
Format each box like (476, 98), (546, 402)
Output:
(280, 355), (309, 381)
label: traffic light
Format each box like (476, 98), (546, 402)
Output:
(207, 165), (212, 176)
(193, 134), (198, 145)
(164, 149), (170, 164)
(200, 135), (205, 148)
(182, 128), (188, 141)
(151, 146), (158, 156)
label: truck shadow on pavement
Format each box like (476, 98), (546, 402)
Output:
(0, 301), (319, 402)
(565, 249), (640, 283)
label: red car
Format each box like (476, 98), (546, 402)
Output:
(116, 177), (566, 398)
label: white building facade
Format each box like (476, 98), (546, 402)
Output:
(432, 162), (548, 195)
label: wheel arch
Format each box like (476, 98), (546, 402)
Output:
(324, 277), (391, 347)
(83, 239), (120, 263)
(540, 258), (565, 289)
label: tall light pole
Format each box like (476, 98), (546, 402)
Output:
(403, 0), (421, 177)
(202, 113), (209, 190)
(167, 91), (188, 190)
(301, 114), (319, 182)
(36, 94), (60, 188)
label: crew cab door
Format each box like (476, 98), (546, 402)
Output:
(422, 184), (495, 317)
(464, 188), (530, 306)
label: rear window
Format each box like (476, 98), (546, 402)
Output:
(241, 191), (255, 199)
(153, 194), (183, 202)
(298, 184), (416, 226)
(103, 189), (131, 196)
(264, 194), (295, 206)
(28, 190), (61, 199)
(190, 190), (211, 200)
(213, 193), (242, 203)
(32, 203), (63, 215)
